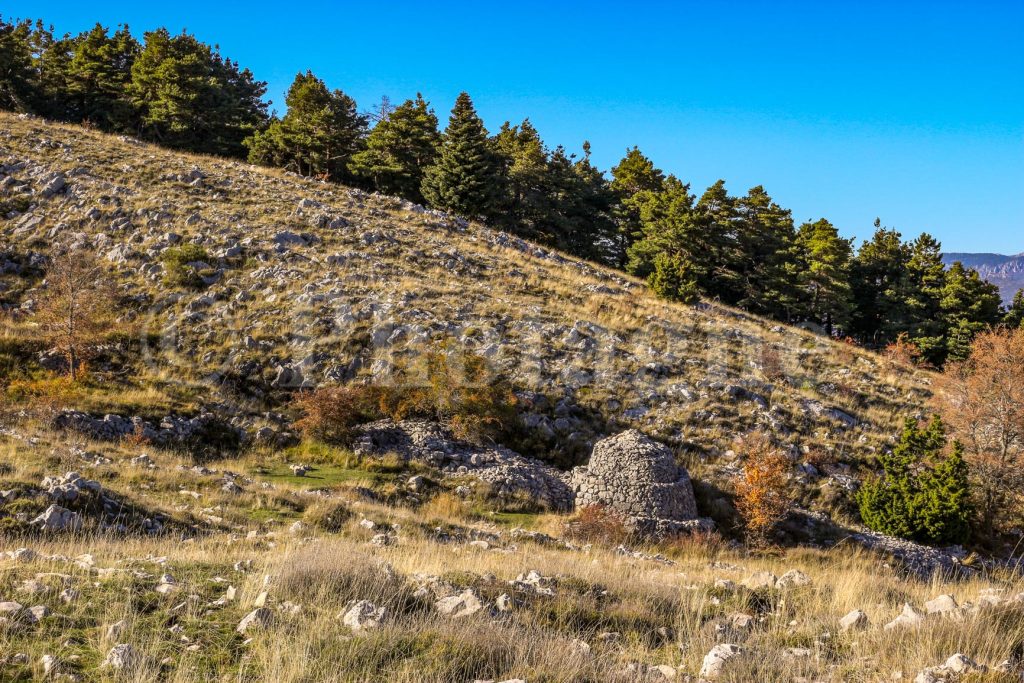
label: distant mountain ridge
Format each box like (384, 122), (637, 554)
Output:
(943, 252), (1024, 303)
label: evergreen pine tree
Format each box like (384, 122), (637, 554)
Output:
(849, 223), (911, 345)
(857, 415), (971, 545)
(0, 15), (36, 111)
(795, 219), (854, 334)
(492, 118), (552, 240)
(609, 147), (665, 267)
(648, 251), (699, 304)
(1005, 290), (1024, 329)
(735, 186), (800, 319)
(626, 175), (700, 281)
(348, 93), (439, 201)
(130, 28), (267, 157)
(558, 141), (618, 264)
(904, 233), (947, 364)
(938, 262), (1003, 362)
(62, 23), (139, 130)
(245, 71), (365, 179)
(694, 180), (741, 303)
(421, 92), (501, 220)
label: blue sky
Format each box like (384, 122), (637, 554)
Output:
(7, 0), (1023, 253)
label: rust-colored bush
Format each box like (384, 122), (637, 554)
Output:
(883, 332), (923, 368)
(562, 504), (630, 545)
(293, 385), (377, 445)
(732, 432), (793, 546)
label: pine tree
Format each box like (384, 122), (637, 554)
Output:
(246, 71), (365, 179)
(421, 92), (501, 220)
(904, 233), (947, 364)
(492, 118), (553, 240)
(735, 186), (799, 319)
(130, 28), (267, 157)
(626, 175), (701, 281)
(795, 219), (854, 334)
(850, 224), (911, 345)
(857, 415), (971, 545)
(0, 15), (37, 111)
(939, 262), (1003, 362)
(609, 147), (665, 267)
(557, 141), (617, 264)
(348, 93), (439, 201)
(917, 441), (971, 545)
(1003, 290), (1024, 329)
(694, 180), (741, 303)
(62, 23), (139, 130)
(648, 251), (699, 304)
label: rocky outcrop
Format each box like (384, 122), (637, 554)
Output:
(52, 410), (245, 447)
(352, 420), (574, 511)
(570, 430), (703, 535)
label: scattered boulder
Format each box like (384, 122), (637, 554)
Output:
(341, 600), (386, 632)
(775, 569), (812, 589)
(839, 609), (868, 632)
(924, 594), (959, 615)
(435, 589), (485, 618)
(700, 644), (744, 679)
(354, 420), (573, 510)
(32, 505), (82, 532)
(884, 603), (926, 630)
(236, 607), (272, 634)
(742, 571), (777, 590)
(102, 644), (137, 671)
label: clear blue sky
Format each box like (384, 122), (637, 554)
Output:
(7, 0), (1023, 253)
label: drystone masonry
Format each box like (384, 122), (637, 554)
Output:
(570, 430), (702, 535)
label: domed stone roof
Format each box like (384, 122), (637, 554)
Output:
(570, 430), (699, 535)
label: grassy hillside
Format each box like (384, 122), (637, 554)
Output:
(0, 113), (933, 528)
(4, 114), (1017, 683)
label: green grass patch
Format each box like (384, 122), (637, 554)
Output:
(252, 463), (375, 488)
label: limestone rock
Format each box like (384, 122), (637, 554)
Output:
(342, 600), (386, 632)
(742, 571), (777, 590)
(700, 643), (744, 679)
(884, 603), (926, 630)
(839, 609), (868, 632)
(775, 569), (812, 589)
(435, 589), (484, 618)
(924, 594), (958, 615)
(32, 504), (82, 532)
(237, 607), (272, 634)
(102, 644), (137, 670)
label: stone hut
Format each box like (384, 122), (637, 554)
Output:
(570, 430), (699, 535)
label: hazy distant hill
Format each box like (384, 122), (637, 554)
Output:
(943, 252), (1024, 302)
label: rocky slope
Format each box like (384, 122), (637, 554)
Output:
(0, 112), (937, 534)
(2, 113), (1024, 682)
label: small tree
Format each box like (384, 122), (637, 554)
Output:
(35, 250), (116, 380)
(935, 328), (1024, 536)
(648, 251), (699, 305)
(857, 415), (971, 545)
(732, 433), (793, 545)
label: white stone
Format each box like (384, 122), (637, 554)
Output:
(435, 590), (484, 618)
(341, 600), (386, 632)
(700, 643), (744, 679)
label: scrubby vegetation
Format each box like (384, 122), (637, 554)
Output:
(857, 416), (971, 546)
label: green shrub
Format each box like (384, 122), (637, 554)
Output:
(857, 415), (970, 545)
(162, 244), (213, 288)
(648, 251), (698, 304)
